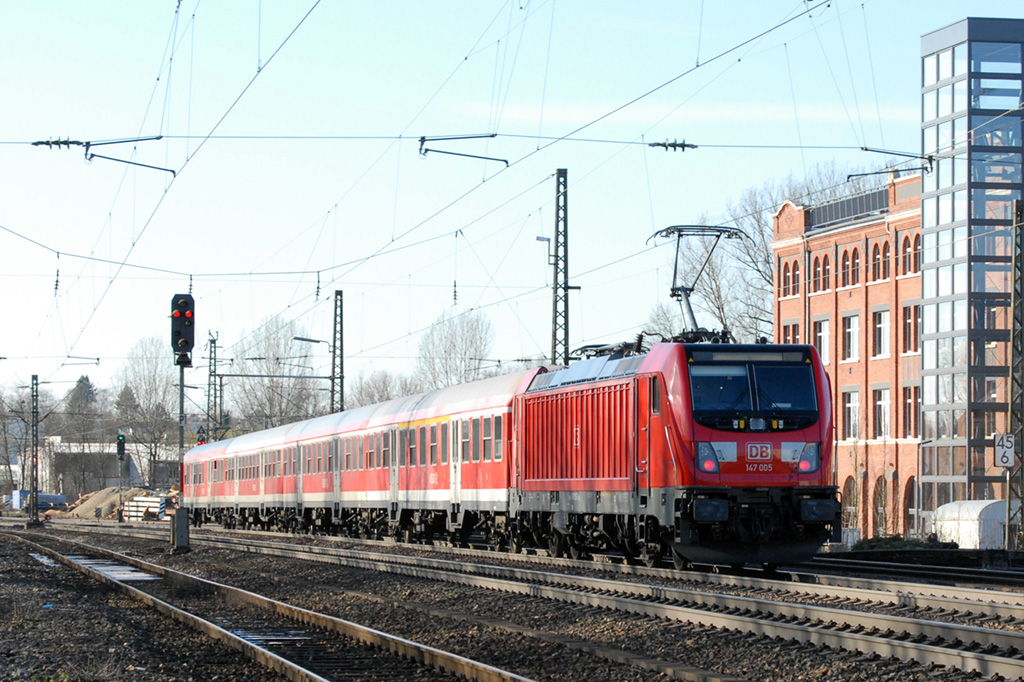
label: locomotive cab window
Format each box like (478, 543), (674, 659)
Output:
(687, 348), (818, 430)
(651, 377), (661, 415)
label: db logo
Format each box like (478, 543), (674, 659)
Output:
(746, 443), (772, 461)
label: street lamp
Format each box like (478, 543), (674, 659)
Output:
(293, 336), (343, 413)
(916, 439), (933, 539)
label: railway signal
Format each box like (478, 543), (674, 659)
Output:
(116, 432), (125, 461)
(171, 293), (195, 366)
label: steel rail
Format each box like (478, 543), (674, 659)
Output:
(6, 532), (536, 682)
(157, 531), (1024, 679)
(43, 521), (1024, 620)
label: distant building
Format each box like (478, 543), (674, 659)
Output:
(771, 17), (1024, 542)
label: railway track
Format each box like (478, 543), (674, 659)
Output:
(40, 522), (1024, 680)
(4, 531), (536, 682)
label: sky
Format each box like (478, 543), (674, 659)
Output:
(1, 0), (1021, 405)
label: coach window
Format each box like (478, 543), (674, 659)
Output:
(291, 447), (298, 476)
(354, 435), (362, 470)
(430, 425), (438, 465)
(382, 432), (391, 467)
(472, 418), (481, 462)
(494, 415), (503, 461)
(417, 426), (426, 466)
(400, 430), (408, 466)
(461, 420), (471, 462)
(441, 423), (449, 465)
(406, 428), (415, 467)
(483, 418), (493, 461)
(364, 435), (374, 469)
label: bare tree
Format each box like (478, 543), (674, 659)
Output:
(415, 309), (495, 389)
(229, 317), (326, 431)
(347, 369), (424, 408)
(723, 161), (876, 341)
(115, 336), (177, 486)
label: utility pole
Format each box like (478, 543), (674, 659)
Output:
(207, 332), (219, 437)
(552, 168), (571, 366)
(332, 290), (344, 413)
(27, 374), (42, 527)
(1007, 199), (1023, 550)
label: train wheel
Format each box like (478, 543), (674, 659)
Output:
(569, 544), (586, 561)
(548, 533), (565, 558)
(510, 533), (523, 554)
(671, 548), (689, 571)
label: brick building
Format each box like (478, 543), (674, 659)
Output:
(773, 173), (924, 542)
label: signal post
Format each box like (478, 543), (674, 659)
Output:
(170, 293), (194, 553)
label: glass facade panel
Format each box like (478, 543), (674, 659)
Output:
(939, 49), (953, 80)
(953, 226), (967, 258)
(971, 42), (1022, 74)
(923, 53), (937, 86)
(923, 89), (937, 121)
(953, 116), (968, 147)
(953, 43), (968, 76)
(971, 262), (1011, 293)
(953, 80), (968, 113)
(938, 85), (953, 118)
(971, 78), (1022, 110)
(972, 188), (1020, 220)
(972, 224), (1012, 257)
(971, 151), (1022, 184)
(971, 114), (1021, 146)
(954, 190), (968, 222)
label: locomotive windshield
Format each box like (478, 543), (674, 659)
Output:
(687, 348), (817, 420)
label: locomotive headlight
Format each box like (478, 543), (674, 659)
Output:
(797, 443), (820, 473)
(696, 442), (720, 474)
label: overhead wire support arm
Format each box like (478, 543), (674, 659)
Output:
(31, 134), (174, 176)
(860, 145), (935, 173)
(418, 133), (508, 167)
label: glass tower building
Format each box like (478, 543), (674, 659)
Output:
(919, 19), (1023, 529)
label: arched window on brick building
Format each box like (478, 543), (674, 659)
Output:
(902, 236), (912, 275)
(913, 234), (921, 273)
(782, 262), (791, 297)
(822, 255), (830, 290)
(851, 248), (860, 285)
(871, 243), (881, 281)
(841, 251), (850, 287)
(812, 257), (821, 293)
(792, 261), (800, 295)
(882, 242), (890, 280)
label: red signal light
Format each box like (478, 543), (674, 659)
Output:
(172, 310), (181, 318)
(185, 310), (193, 318)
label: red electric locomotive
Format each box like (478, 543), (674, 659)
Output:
(183, 341), (840, 567)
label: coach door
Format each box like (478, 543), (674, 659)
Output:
(450, 418), (462, 509)
(635, 376), (652, 505)
(388, 429), (399, 519)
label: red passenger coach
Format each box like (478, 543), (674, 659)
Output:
(183, 341), (840, 568)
